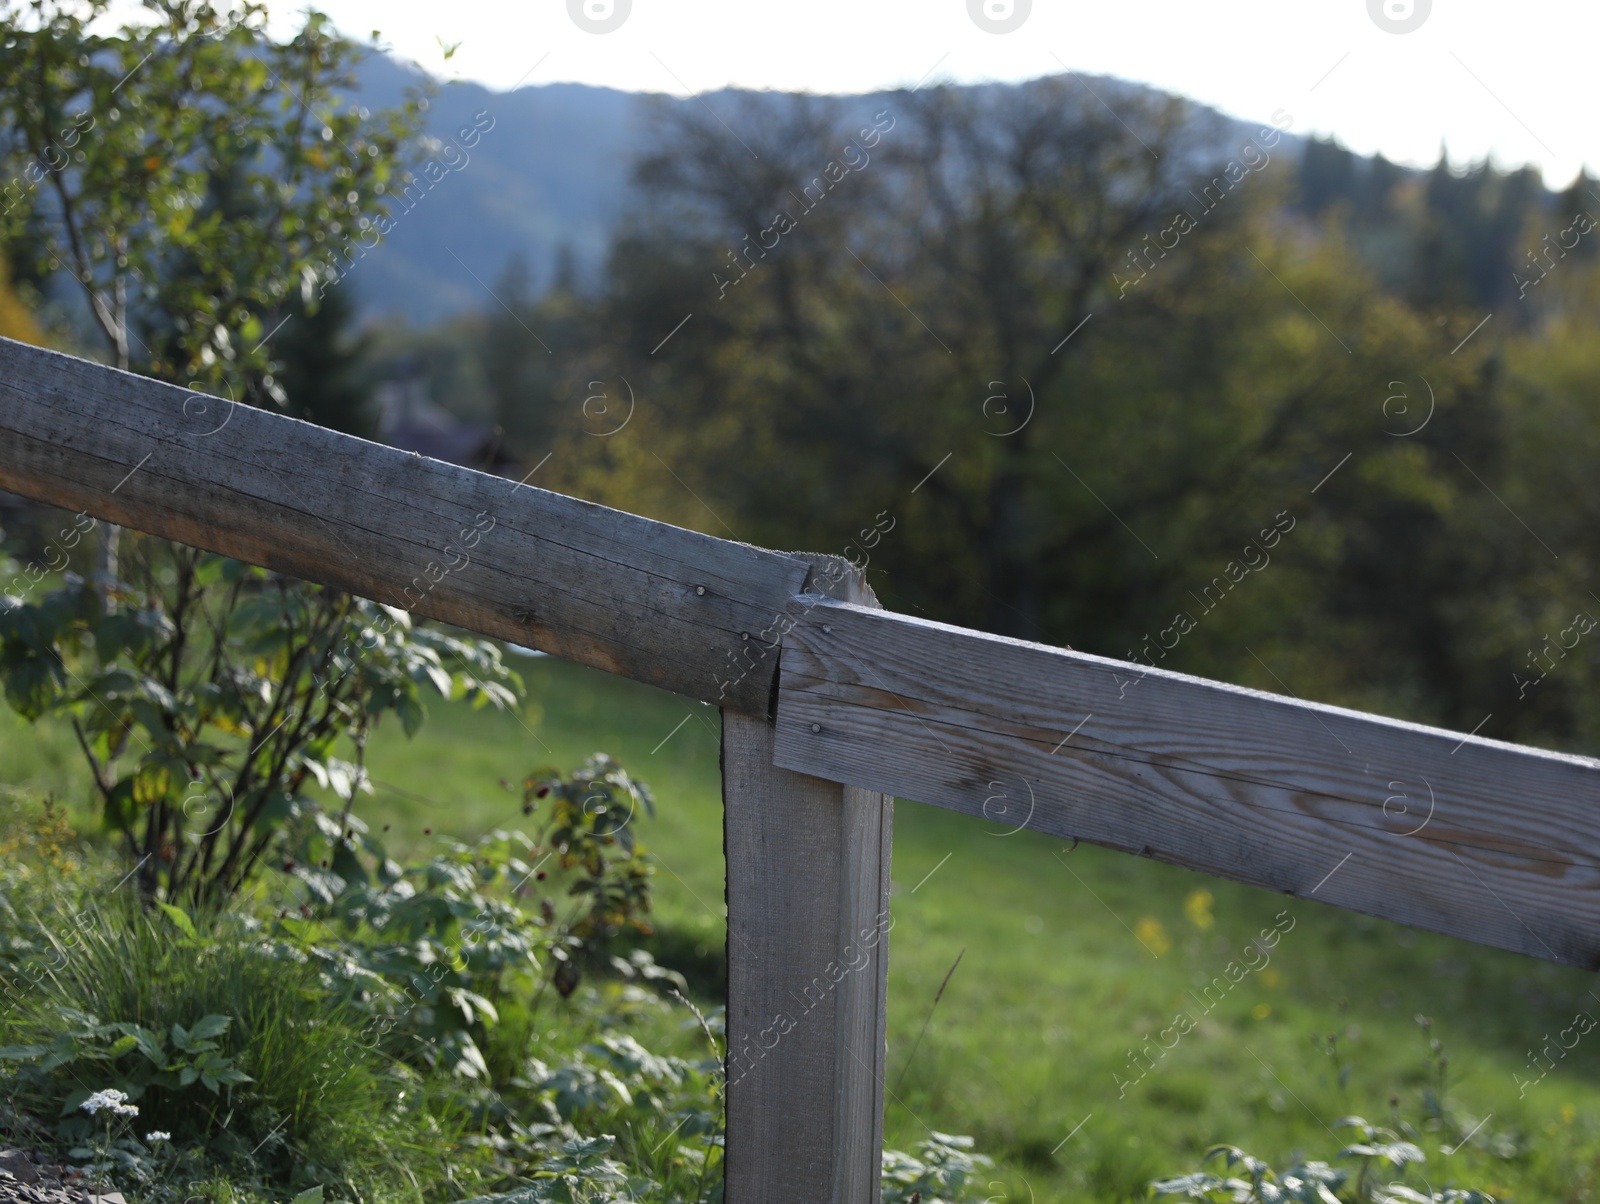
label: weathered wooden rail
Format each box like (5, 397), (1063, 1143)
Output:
(3, 336), (1598, 1202)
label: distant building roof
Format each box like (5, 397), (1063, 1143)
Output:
(373, 371), (518, 474)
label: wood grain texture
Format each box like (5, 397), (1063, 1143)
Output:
(0, 337), (806, 711)
(724, 559), (891, 1204)
(831, 779), (893, 1204)
(773, 597), (1600, 968)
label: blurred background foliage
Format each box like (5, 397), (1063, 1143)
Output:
(311, 84), (1600, 758)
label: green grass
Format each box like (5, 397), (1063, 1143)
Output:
(8, 651), (1600, 1201)
(878, 806), (1600, 1199)
(354, 653), (732, 959)
(0, 890), (417, 1200)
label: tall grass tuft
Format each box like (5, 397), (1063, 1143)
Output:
(0, 889), (424, 1201)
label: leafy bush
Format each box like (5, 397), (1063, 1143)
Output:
(267, 757), (661, 1084)
(453, 1135), (637, 1203)
(8, 1008), (253, 1103)
(0, 891), (415, 1199)
(0, 791), (83, 895)
(516, 755), (657, 948)
(1151, 1123), (1493, 1203)
(880, 1131), (995, 1203)
(0, 546), (520, 904)
(1151, 1013), (1512, 1204)
(0, 790), (995, 1204)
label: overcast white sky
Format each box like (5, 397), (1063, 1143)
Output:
(121, 1), (1599, 188)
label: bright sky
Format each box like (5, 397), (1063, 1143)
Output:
(129, 0), (1600, 188)
(96, 1), (1587, 187)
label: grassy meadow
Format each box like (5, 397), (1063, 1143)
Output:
(6, 650), (1600, 1200)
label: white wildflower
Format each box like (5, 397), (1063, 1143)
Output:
(80, 1088), (139, 1117)
(146, 1131), (171, 1144)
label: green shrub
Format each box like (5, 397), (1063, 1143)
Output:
(1150, 1015), (1512, 1203)
(0, 548), (521, 906)
(881, 1131), (995, 1203)
(271, 759), (663, 1084)
(1151, 1125), (1494, 1203)
(0, 819), (1004, 1204)
(0, 892), (416, 1199)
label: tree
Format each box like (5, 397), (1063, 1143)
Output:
(566, 83), (1451, 652)
(495, 77), (1524, 737)
(0, 0), (420, 578)
(275, 279), (374, 437)
(0, 248), (40, 343)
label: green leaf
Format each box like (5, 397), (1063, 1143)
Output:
(105, 1033), (140, 1058)
(395, 691), (425, 737)
(220, 559), (262, 585)
(0, 1044), (48, 1061)
(1285, 1162), (1346, 1186)
(38, 1047), (78, 1073)
(291, 1189), (324, 1204)
(193, 555), (230, 587)
(118, 1024), (166, 1065)
(104, 777), (138, 834)
(1150, 1173), (1225, 1198)
(94, 612), (140, 662)
(1339, 1141), (1425, 1167)
(256, 791), (304, 824)
(133, 758), (176, 805)
(189, 1014), (232, 1040)
(178, 1066), (199, 1087)
(331, 840), (369, 886)
(1207, 1145), (1271, 1176)
(421, 662), (452, 697)
(156, 901), (198, 939)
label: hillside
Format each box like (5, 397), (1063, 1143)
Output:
(344, 54), (1303, 325)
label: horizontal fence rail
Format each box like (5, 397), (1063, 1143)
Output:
(772, 596), (1600, 968)
(0, 338), (806, 713)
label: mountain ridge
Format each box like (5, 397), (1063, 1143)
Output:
(344, 53), (1304, 325)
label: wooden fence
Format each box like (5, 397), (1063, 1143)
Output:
(3, 335), (1598, 1202)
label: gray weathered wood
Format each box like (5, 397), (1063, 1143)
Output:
(0, 337), (805, 711)
(774, 596), (1600, 968)
(724, 560), (892, 1204)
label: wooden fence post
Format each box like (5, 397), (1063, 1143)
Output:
(723, 559), (893, 1203)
